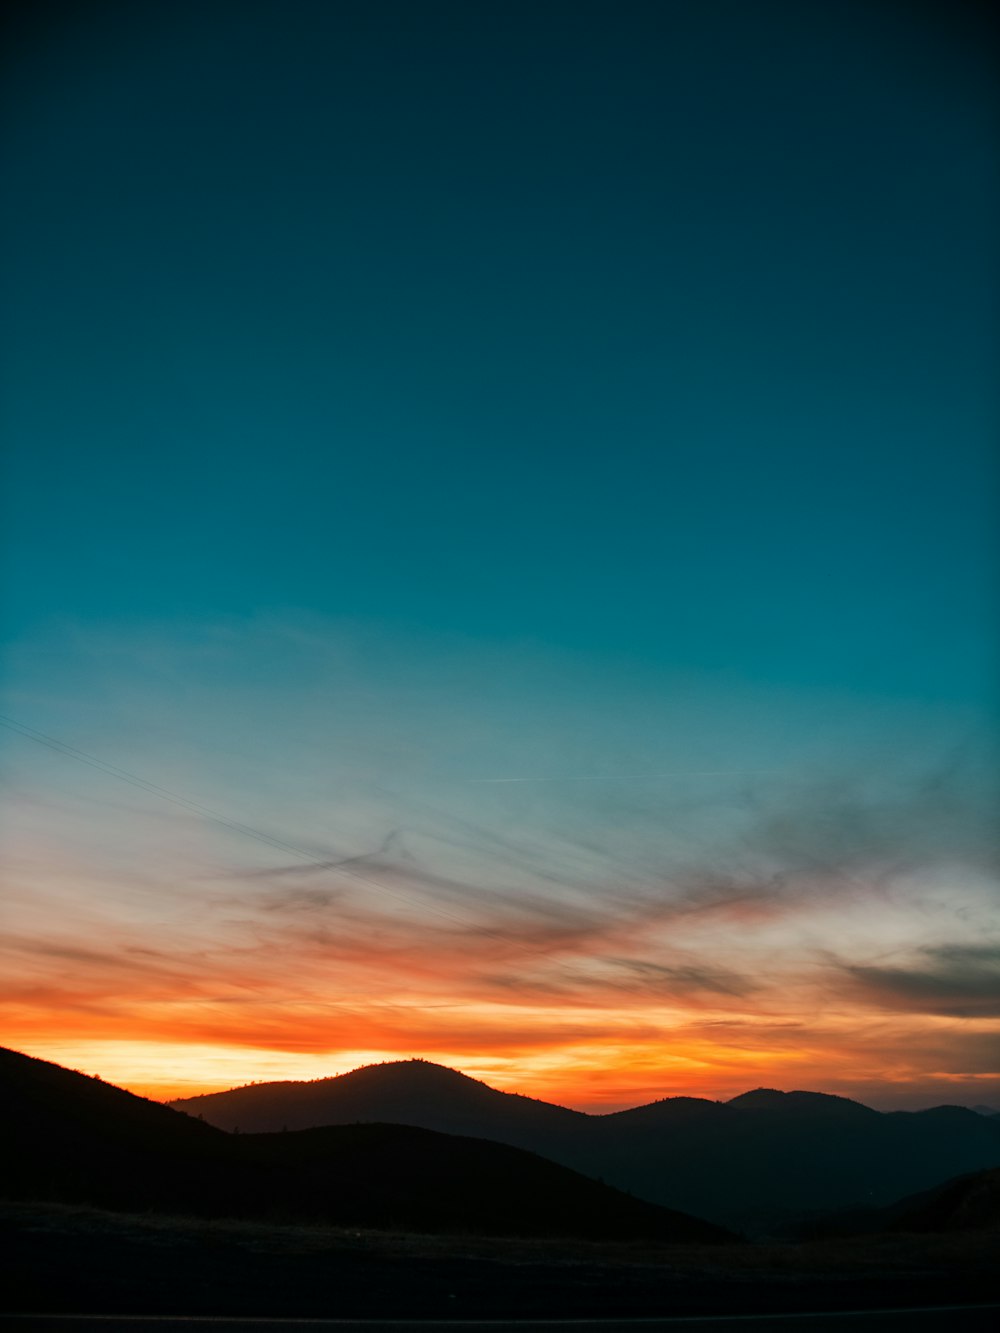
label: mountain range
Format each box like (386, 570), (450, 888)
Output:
(6, 1044), (999, 1319)
(796, 1166), (1000, 1239)
(5, 1043), (998, 1242)
(172, 1058), (1000, 1233)
(0, 1046), (730, 1242)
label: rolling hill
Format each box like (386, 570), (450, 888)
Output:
(174, 1057), (589, 1159)
(888, 1166), (1000, 1233)
(0, 1047), (731, 1241)
(172, 1061), (1000, 1232)
(793, 1165), (1000, 1239)
(0, 1044), (251, 1217)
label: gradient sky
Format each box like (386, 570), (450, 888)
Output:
(2, 0), (998, 1111)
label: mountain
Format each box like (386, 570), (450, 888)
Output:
(238, 1120), (732, 1241)
(1, 1047), (730, 1242)
(887, 1166), (1000, 1233)
(725, 1088), (876, 1117)
(173, 1064), (1000, 1233)
(0, 1045), (251, 1217)
(175, 1056), (588, 1155)
(793, 1165), (1000, 1239)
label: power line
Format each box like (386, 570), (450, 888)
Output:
(0, 712), (567, 959)
(1, 714), (343, 864)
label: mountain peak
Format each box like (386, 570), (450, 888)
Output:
(727, 1088), (786, 1107)
(726, 1088), (874, 1116)
(344, 1058), (478, 1083)
(170, 1054), (584, 1136)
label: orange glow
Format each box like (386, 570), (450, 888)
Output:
(5, 996), (997, 1110)
(6, 813), (997, 1113)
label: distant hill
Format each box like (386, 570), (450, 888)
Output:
(888, 1166), (1000, 1233)
(0, 1047), (731, 1242)
(239, 1121), (733, 1241)
(173, 1064), (1000, 1233)
(793, 1165), (1000, 1239)
(174, 1058), (590, 1163)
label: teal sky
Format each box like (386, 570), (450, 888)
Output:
(1, 1), (998, 1107)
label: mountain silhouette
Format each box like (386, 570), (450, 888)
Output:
(725, 1088), (875, 1115)
(886, 1166), (1000, 1233)
(1, 1047), (732, 1242)
(1, 1045), (251, 1217)
(172, 1061), (1000, 1233)
(238, 1120), (733, 1240)
(175, 1057), (588, 1155)
(793, 1165), (1000, 1239)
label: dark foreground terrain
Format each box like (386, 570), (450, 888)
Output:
(3, 1199), (997, 1321)
(5, 1047), (998, 1323)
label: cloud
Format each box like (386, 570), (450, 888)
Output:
(741, 758), (1000, 885)
(845, 944), (1000, 1017)
(602, 956), (761, 999)
(4, 613), (998, 1103)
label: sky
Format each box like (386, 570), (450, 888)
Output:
(1, 0), (998, 1111)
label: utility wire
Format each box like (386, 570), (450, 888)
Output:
(0, 713), (345, 865)
(0, 712), (569, 958)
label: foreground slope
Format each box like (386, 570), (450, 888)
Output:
(174, 1062), (1000, 1231)
(5, 1198), (997, 1320)
(1, 1047), (729, 1241)
(0, 1045), (249, 1217)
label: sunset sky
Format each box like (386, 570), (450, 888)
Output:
(2, 1), (998, 1112)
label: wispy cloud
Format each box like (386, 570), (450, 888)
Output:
(2, 615), (996, 1105)
(845, 943), (1000, 1018)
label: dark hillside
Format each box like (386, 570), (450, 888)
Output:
(173, 1061), (1000, 1233)
(0, 1046), (255, 1217)
(1, 1047), (727, 1242)
(173, 1057), (588, 1160)
(727, 1088), (879, 1118)
(889, 1167), (1000, 1234)
(793, 1166), (1000, 1239)
(645, 1088), (1000, 1232)
(239, 1121), (735, 1241)
(0, 1045), (222, 1149)
(599, 1094), (728, 1130)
